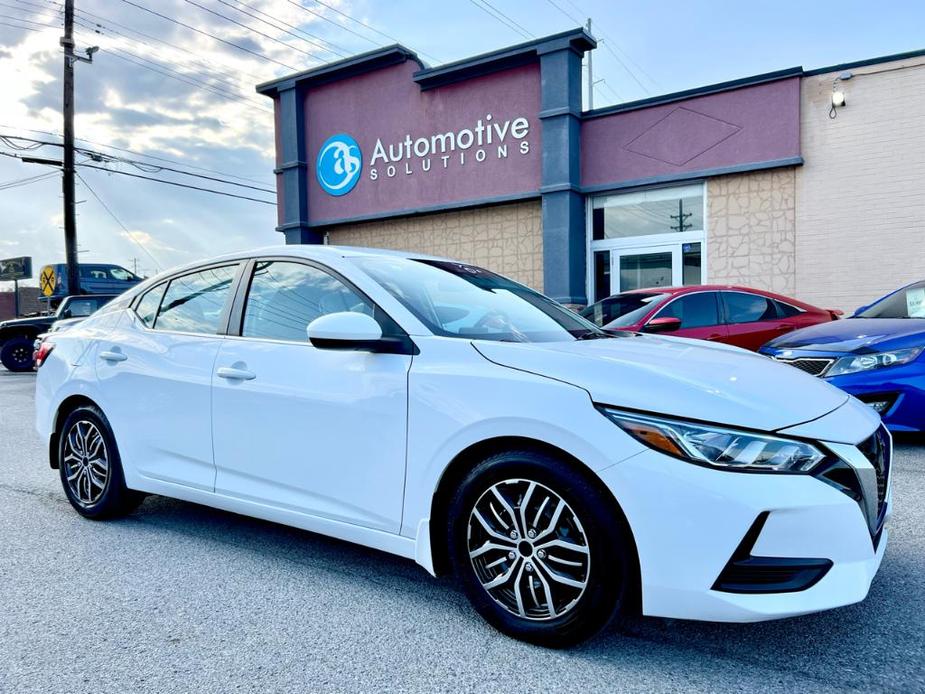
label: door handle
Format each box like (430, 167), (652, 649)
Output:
(216, 366), (256, 381)
(99, 350), (127, 362)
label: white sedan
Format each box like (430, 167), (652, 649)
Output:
(35, 246), (890, 646)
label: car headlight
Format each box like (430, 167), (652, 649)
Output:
(826, 347), (923, 377)
(597, 407), (827, 472)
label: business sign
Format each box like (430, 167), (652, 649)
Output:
(305, 61), (542, 223)
(0, 256), (32, 281)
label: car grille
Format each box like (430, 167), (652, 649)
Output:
(858, 425), (891, 520)
(771, 356), (835, 377)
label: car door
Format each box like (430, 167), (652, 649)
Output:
(210, 258), (412, 533)
(720, 290), (789, 350)
(95, 263), (241, 491)
(648, 292), (728, 341)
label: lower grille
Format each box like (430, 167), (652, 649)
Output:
(858, 425), (891, 517)
(772, 356), (835, 377)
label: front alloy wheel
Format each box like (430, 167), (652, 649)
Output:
(468, 479), (590, 620)
(448, 450), (636, 647)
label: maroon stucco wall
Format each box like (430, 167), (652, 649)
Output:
(580, 77), (801, 188)
(304, 61), (542, 225)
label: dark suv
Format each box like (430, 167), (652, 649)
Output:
(0, 294), (116, 371)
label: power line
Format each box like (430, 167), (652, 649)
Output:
(0, 123), (274, 187)
(78, 163), (276, 205)
(71, 10), (267, 94)
(468, 0), (533, 40)
(78, 34), (274, 114)
(181, 0), (324, 63)
(215, 0), (348, 59)
(284, 0), (380, 47)
(1, 134), (276, 193)
(120, 0), (299, 71)
(0, 170), (59, 191)
(75, 171), (162, 271)
(307, 0), (442, 63)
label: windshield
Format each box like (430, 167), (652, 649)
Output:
(353, 257), (604, 342)
(856, 281), (925, 319)
(580, 292), (670, 328)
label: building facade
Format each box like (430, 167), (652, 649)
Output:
(258, 30), (925, 311)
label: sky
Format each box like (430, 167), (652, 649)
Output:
(0, 0), (923, 286)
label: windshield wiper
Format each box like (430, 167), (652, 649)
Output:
(575, 330), (613, 340)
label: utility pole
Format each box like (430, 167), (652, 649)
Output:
(130, 257), (139, 275)
(60, 0), (97, 296)
(61, 0), (79, 296)
(586, 18), (594, 110)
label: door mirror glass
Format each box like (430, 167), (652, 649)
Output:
(642, 316), (682, 333)
(307, 311), (383, 350)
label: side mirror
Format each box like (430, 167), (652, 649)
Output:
(642, 316), (682, 334)
(307, 312), (383, 351)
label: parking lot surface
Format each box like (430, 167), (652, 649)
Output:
(1, 370), (924, 693)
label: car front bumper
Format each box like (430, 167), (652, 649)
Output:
(825, 368), (925, 432)
(598, 433), (890, 623)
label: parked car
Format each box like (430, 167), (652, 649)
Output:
(36, 247), (889, 646)
(0, 294), (117, 371)
(581, 285), (841, 351)
(39, 262), (142, 301)
(761, 279), (925, 432)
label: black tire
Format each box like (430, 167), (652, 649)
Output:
(0, 336), (35, 372)
(57, 405), (144, 519)
(447, 449), (635, 648)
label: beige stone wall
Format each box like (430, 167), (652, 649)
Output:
(324, 200), (544, 291)
(796, 57), (925, 312)
(706, 168), (797, 295)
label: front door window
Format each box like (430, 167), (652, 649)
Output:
(618, 250), (673, 292)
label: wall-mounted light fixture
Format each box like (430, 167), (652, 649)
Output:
(829, 71), (853, 118)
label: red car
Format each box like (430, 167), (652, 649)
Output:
(580, 285), (842, 351)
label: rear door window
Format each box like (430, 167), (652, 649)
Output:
(154, 265), (238, 334)
(722, 291), (778, 324)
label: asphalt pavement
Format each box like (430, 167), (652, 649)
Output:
(1, 369), (923, 693)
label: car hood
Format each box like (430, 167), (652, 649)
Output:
(473, 335), (848, 432)
(0, 315), (54, 331)
(763, 318), (925, 353)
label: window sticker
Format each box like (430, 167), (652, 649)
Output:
(907, 287), (925, 317)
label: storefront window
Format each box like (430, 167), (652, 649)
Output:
(592, 184), (704, 241)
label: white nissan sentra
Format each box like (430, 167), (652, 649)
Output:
(35, 246), (890, 646)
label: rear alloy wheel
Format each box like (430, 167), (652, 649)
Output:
(0, 337), (35, 372)
(448, 450), (635, 647)
(57, 405), (143, 519)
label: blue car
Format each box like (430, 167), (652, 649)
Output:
(760, 280), (925, 432)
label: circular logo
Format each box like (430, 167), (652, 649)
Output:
(316, 133), (362, 196)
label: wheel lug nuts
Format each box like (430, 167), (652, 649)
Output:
(527, 529), (536, 538)
(508, 551), (516, 560)
(537, 550), (546, 559)
(509, 530), (518, 539)
(525, 563), (533, 572)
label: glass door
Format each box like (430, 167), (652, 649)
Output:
(611, 244), (679, 293)
(593, 241), (703, 298)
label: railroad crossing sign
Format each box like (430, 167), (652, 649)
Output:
(40, 265), (57, 296)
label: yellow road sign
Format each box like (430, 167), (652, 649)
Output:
(40, 265), (56, 296)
